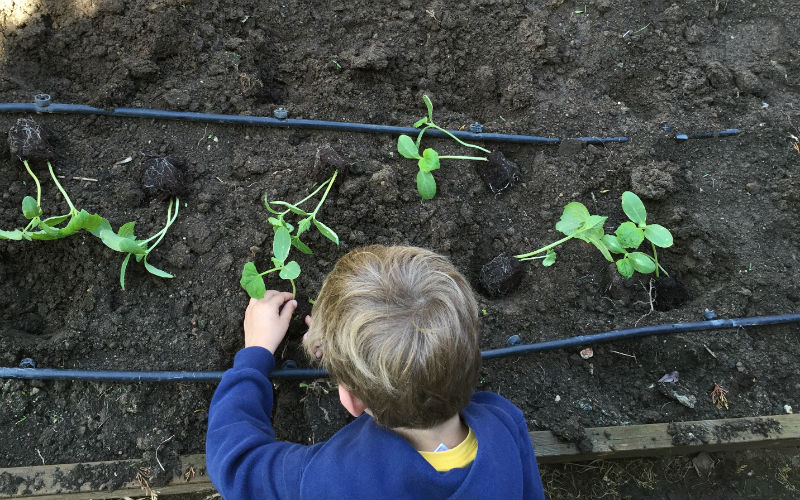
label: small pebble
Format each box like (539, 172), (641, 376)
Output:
(745, 182), (761, 194)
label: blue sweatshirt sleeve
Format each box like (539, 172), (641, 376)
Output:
(206, 346), (312, 500)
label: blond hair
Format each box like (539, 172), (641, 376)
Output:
(304, 246), (481, 429)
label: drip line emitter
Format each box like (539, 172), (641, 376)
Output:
(0, 95), (757, 382)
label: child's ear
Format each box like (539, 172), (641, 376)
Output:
(338, 385), (368, 417)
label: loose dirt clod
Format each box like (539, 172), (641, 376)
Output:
(312, 144), (348, 184)
(480, 254), (525, 296)
(479, 151), (518, 194)
(7, 118), (56, 160)
(141, 156), (187, 199)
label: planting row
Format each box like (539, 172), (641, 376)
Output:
(3, 99), (674, 300)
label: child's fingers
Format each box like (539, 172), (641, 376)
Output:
(304, 315), (312, 327)
(265, 291), (294, 309)
(279, 299), (298, 323)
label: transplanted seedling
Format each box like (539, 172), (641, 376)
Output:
(240, 171), (339, 299)
(2, 121), (181, 289)
(398, 96), (503, 200)
(3, 119), (103, 241)
(515, 191), (673, 278)
(90, 197), (180, 289)
(89, 156), (184, 289)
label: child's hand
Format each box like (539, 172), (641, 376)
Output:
(302, 315), (323, 359)
(244, 291), (297, 354)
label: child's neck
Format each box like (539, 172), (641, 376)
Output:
(391, 414), (468, 452)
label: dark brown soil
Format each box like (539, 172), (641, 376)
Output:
(1, 0), (799, 497)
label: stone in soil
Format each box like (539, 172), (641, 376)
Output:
(479, 151), (518, 194)
(141, 156), (187, 199)
(7, 118), (56, 161)
(480, 255), (525, 296)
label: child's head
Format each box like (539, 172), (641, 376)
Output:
(304, 245), (481, 429)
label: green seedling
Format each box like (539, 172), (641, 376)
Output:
(241, 171), (339, 299)
(397, 95), (490, 199)
(515, 191), (673, 278)
(90, 197), (180, 289)
(1, 160), (103, 241)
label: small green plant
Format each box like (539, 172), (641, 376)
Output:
(397, 95), (490, 199)
(0, 160), (103, 241)
(515, 191), (673, 278)
(240, 171), (339, 299)
(90, 197), (180, 289)
(3, 120), (180, 289)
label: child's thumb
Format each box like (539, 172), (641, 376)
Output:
(280, 300), (298, 324)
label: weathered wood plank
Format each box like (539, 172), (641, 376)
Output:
(0, 454), (210, 499)
(2, 414), (798, 498)
(531, 413), (800, 463)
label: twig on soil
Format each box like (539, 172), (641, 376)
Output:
(36, 448), (45, 465)
(609, 350), (637, 361)
(56, 175), (99, 182)
(704, 344), (718, 359)
(155, 434), (175, 472)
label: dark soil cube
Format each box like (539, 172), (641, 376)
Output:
(8, 118), (56, 161)
(480, 254), (525, 296)
(141, 156), (187, 199)
(312, 144), (348, 184)
(478, 151), (518, 194)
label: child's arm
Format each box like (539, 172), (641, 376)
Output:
(206, 292), (310, 499)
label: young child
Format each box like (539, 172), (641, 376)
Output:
(206, 246), (544, 499)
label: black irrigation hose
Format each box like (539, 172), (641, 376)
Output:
(0, 98), (628, 145)
(2, 313), (798, 383)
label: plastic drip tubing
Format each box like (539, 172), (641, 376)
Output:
(2, 313), (798, 383)
(675, 129), (742, 141)
(0, 101), (629, 145)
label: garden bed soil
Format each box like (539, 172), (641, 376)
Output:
(1, 0), (799, 496)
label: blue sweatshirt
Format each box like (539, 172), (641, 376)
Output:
(207, 347), (545, 500)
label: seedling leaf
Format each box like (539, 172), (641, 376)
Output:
(22, 196), (41, 219)
(398, 135), (420, 159)
(621, 191), (647, 225)
(422, 95), (434, 122)
(0, 229), (23, 240)
(616, 257), (634, 278)
(291, 236), (313, 254)
(616, 221), (645, 248)
(90, 219), (147, 255)
(602, 234), (626, 254)
(629, 252), (656, 274)
(418, 148), (440, 172)
(297, 217), (311, 236)
(313, 219), (339, 245)
(120, 254), (131, 290)
(143, 258), (174, 278)
(591, 239), (613, 262)
(644, 224), (674, 248)
(273, 227), (291, 261)
(279, 260), (301, 280)
(543, 250), (557, 266)
(417, 170), (436, 199)
(413, 118), (427, 128)
(555, 202), (591, 235)
(240, 262), (266, 299)
(118, 221), (136, 239)
(41, 214), (71, 227)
